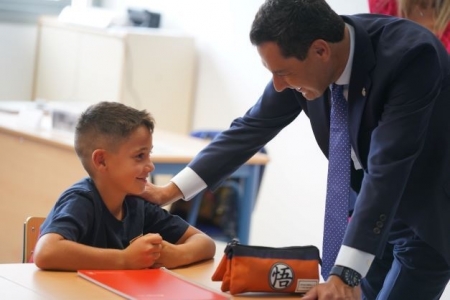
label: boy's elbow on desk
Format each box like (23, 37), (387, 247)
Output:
(33, 235), (57, 270)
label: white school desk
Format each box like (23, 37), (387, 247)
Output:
(0, 110), (268, 263)
(0, 242), (301, 300)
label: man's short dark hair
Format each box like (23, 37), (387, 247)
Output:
(250, 0), (345, 60)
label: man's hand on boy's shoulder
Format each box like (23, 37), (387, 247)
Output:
(123, 233), (162, 269)
(139, 182), (184, 207)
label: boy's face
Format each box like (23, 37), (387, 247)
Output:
(104, 125), (154, 195)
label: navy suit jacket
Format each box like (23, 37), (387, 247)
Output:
(188, 14), (450, 264)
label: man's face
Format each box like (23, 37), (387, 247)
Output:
(257, 41), (333, 100)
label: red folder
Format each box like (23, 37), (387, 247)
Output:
(77, 268), (231, 300)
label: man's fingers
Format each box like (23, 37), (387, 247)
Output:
(302, 286), (318, 300)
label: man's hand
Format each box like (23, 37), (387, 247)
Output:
(123, 233), (163, 269)
(302, 276), (361, 300)
(139, 182), (183, 207)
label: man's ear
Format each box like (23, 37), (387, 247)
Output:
(310, 39), (330, 60)
(92, 149), (107, 171)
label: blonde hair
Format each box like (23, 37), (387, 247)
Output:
(397, 0), (450, 36)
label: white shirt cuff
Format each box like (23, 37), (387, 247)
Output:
(335, 245), (374, 277)
(170, 167), (207, 201)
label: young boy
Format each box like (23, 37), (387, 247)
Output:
(34, 102), (216, 271)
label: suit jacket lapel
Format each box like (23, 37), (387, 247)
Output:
(342, 16), (376, 166)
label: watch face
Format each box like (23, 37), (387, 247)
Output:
(330, 266), (361, 287)
(343, 269), (361, 287)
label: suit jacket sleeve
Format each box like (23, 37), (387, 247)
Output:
(188, 80), (302, 190)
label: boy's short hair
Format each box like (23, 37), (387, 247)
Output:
(74, 101), (155, 175)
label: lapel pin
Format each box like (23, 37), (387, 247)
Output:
(362, 88), (366, 97)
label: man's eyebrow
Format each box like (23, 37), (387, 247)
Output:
(261, 60), (287, 75)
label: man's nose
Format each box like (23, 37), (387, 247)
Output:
(272, 75), (288, 92)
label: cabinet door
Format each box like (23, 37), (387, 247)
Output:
(34, 26), (79, 101)
(122, 34), (196, 134)
(76, 33), (123, 103)
(33, 18), (195, 134)
(34, 24), (124, 104)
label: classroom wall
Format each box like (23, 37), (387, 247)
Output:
(0, 23), (36, 100)
(0, 1), (369, 248)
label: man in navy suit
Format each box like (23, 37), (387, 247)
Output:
(143, 0), (450, 298)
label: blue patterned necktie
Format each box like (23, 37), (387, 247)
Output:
(321, 83), (351, 280)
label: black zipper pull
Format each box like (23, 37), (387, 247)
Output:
(224, 238), (239, 257)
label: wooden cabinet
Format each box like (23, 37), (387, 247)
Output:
(33, 17), (196, 134)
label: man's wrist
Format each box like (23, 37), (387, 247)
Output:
(335, 245), (374, 277)
(160, 182), (184, 206)
(329, 265), (362, 287)
(170, 167), (207, 200)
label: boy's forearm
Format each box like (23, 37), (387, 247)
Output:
(159, 234), (215, 268)
(34, 239), (125, 271)
(175, 234), (216, 267)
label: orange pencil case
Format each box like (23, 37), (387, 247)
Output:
(212, 239), (321, 295)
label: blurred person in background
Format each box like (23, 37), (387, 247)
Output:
(369, 0), (450, 52)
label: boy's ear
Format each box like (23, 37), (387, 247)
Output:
(92, 149), (107, 171)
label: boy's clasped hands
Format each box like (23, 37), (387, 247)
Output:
(125, 233), (163, 269)
(124, 233), (195, 270)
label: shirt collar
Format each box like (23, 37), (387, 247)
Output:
(334, 23), (354, 86)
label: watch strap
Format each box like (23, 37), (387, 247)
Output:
(329, 265), (362, 287)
